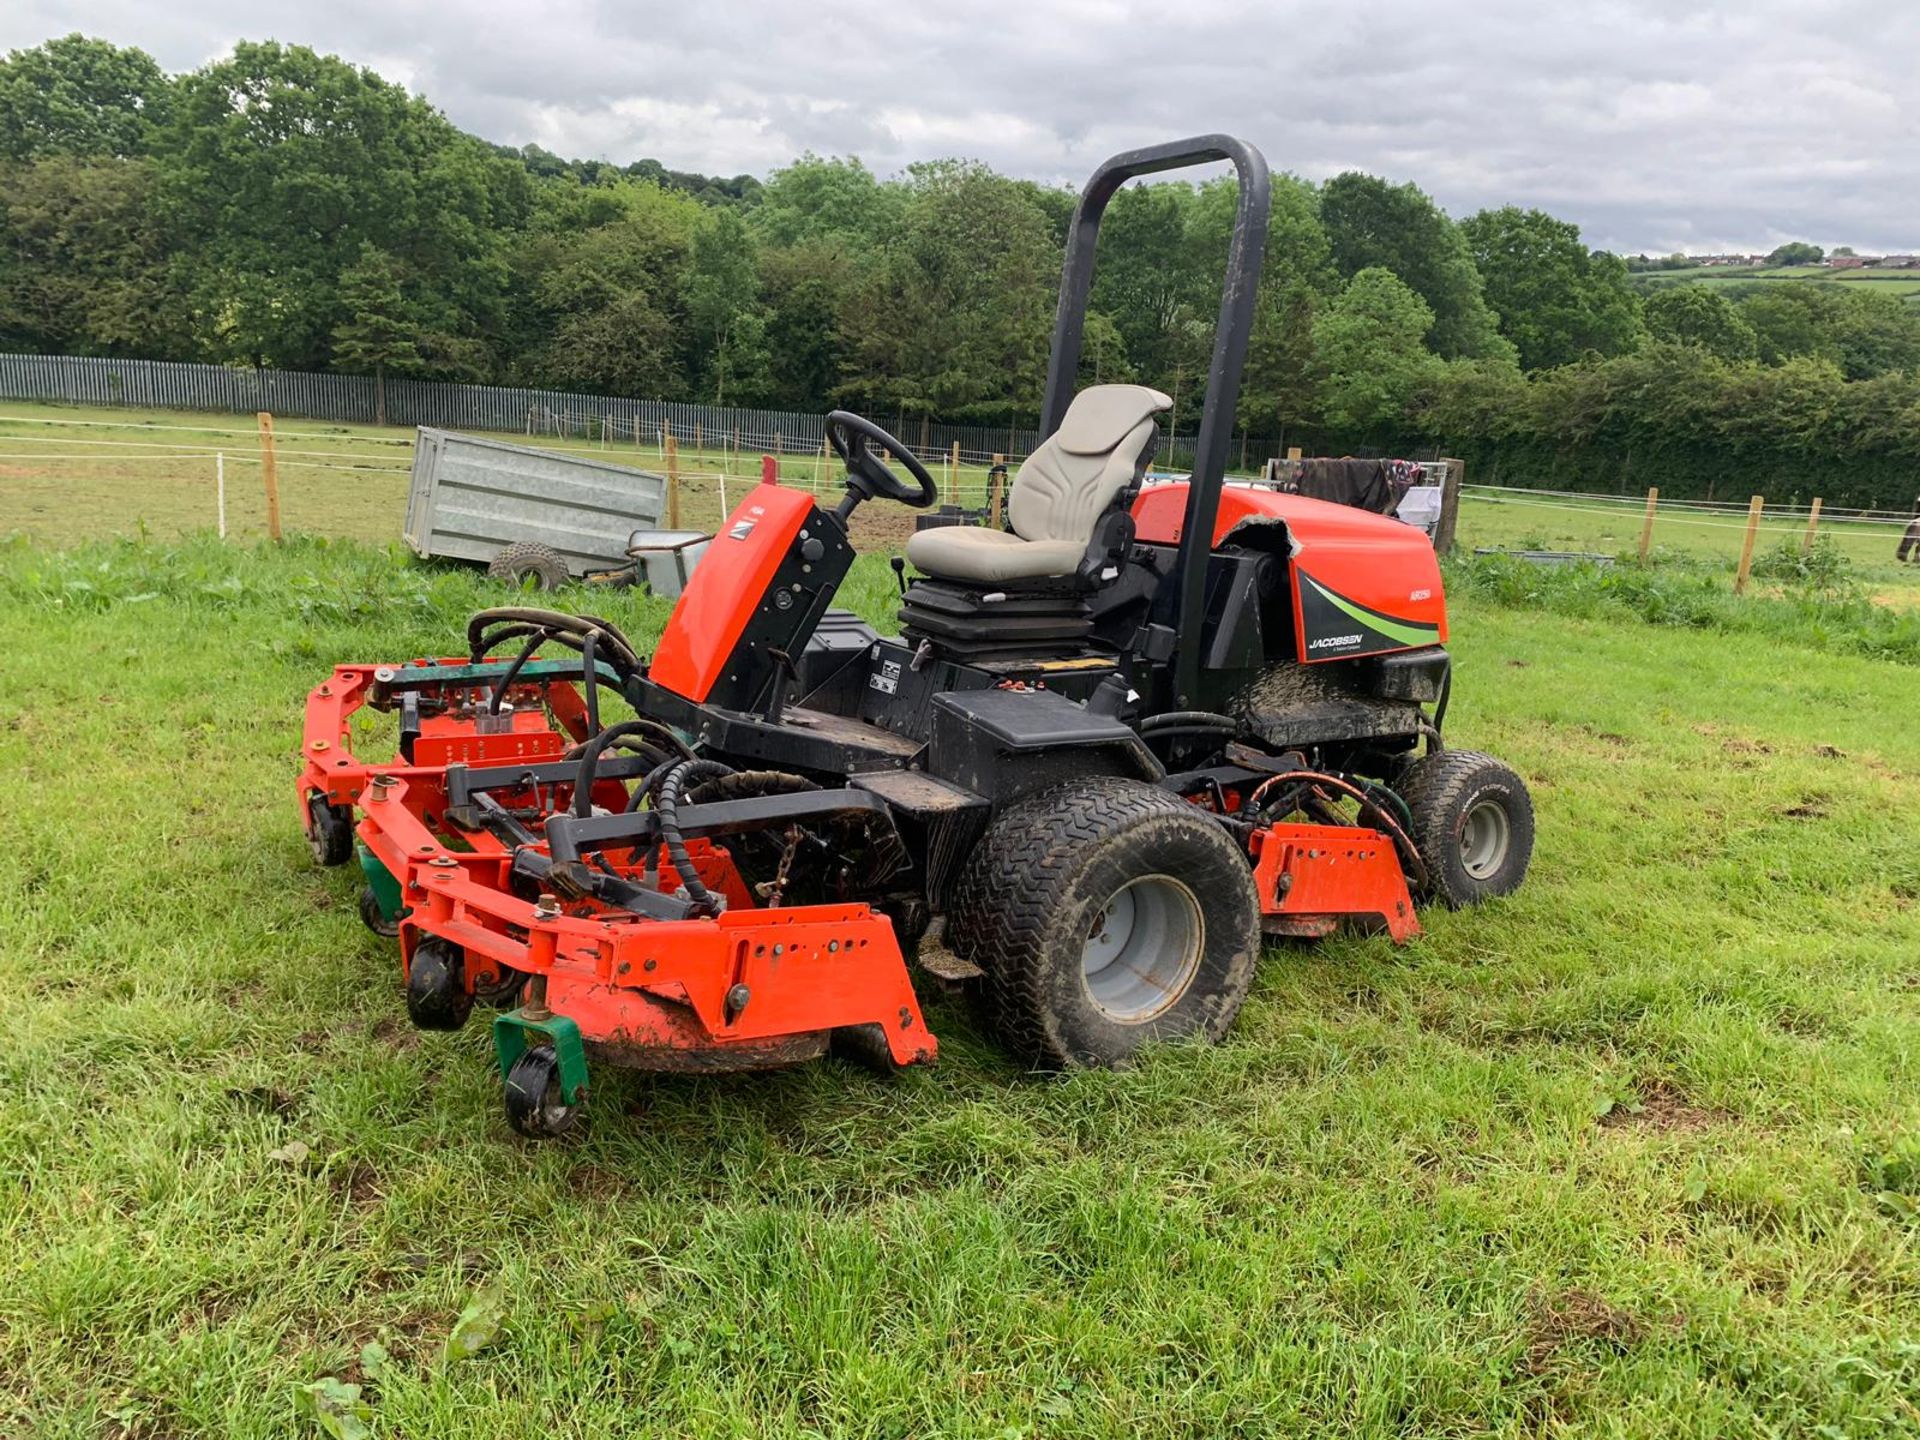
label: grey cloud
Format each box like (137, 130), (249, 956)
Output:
(6, 0), (1918, 250)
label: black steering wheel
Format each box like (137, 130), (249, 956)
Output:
(825, 411), (938, 510)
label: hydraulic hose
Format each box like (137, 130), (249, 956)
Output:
(654, 758), (736, 915)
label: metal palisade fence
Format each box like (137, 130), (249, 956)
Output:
(0, 352), (1055, 466)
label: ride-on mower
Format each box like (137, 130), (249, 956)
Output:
(299, 135), (1533, 1137)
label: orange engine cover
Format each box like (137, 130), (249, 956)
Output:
(1131, 481), (1447, 663)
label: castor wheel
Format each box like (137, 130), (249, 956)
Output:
(405, 938), (472, 1031)
(306, 794), (354, 867)
(503, 1045), (581, 1139)
(358, 885), (400, 939)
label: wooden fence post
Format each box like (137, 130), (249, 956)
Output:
(949, 442), (961, 506)
(215, 452), (226, 539)
(990, 454), (1006, 529)
(257, 412), (282, 543)
(1638, 487), (1659, 563)
(694, 421), (703, 452)
(1286, 445), (1303, 461)
(665, 436), (681, 529)
(1734, 495), (1764, 594)
(1802, 497), (1823, 554)
(1433, 458), (1464, 556)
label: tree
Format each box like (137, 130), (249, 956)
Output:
(1460, 206), (1642, 370)
(1643, 286), (1758, 362)
(1312, 268), (1442, 433)
(752, 154), (901, 252)
(331, 244), (423, 424)
(837, 161), (1058, 423)
(1191, 174), (1338, 436)
(1319, 173), (1511, 362)
(1737, 285), (1920, 378)
(687, 208), (769, 404)
(0, 154), (195, 356)
(1767, 241), (1824, 266)
(0, 34), (172, 161)
(162, 41), (528, 370)
(507, 180), (701, 397)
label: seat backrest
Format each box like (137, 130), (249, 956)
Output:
(1008, 384), (1172, 545)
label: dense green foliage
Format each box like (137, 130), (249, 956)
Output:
(7, 34), (1920, 501)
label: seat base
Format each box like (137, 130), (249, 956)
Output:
(898, 579), (1096, 662)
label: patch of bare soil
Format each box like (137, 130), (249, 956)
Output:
(1524, 1288), (1650, 1375)
(1598, 1081), (1728, 1134)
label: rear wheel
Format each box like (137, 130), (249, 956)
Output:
(948, 778), (1261, 1069)
(487, 541), (569, 591)
(1398, 748), (1534, 907)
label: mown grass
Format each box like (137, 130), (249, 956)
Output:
(3, 530), (1920, 1437)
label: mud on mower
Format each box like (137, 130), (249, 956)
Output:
(298, 136), (1533, 1138)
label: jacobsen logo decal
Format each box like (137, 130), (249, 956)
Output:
(1296, 572), (1440, 659)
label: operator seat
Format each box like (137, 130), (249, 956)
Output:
(904, 383), (1172, 587)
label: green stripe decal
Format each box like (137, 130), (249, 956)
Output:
(1303, 576), (1439, 648)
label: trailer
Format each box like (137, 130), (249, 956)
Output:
(403, 427), (669, 587)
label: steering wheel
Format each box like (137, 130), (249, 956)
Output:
(825, 411), (938, 509)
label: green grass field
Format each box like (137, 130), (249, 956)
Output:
(1636, 265), (1920, 303)
(5, 406), (1920, 1436)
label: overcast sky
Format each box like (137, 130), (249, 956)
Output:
(10, 1), (1919, 253)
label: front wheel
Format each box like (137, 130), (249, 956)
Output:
(504, 1045), (581, 1139)
(1398, 748), (1534, 907)
(947, 778), (1261, 1069)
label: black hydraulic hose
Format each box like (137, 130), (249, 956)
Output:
(624, 755), (685, 813)
(655, 758), (736, 915)
(489, 628), (549, 715)
(571, 720), (673, 818)
(580, 630), (601, 736)
(468, 606), (643, 679)
(1139, 710), (1240, 733)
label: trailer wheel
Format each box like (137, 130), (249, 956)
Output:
(305, 794), (354, 867)
(358, 885), (400, 939)
(948, 778), (1261, 1070)
(504, 1045), (580, 1139)
(487, 541), (569, 591)
(1398, 749), (1534, 908)
(405, 938), (473, 1031)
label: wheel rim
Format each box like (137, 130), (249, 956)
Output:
(1459, 798), (1511, 880)
(1080, 875), (1204, 1023)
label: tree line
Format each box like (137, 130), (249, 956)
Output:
(5, 34), (1920, 505)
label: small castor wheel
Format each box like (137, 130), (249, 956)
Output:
(358, 885), (400, 939)
(504, 1045), (581, 1139)
(306, 794), (354, 867)
(405, 938), (472, 1031)
(831, 1022), (908, 1079)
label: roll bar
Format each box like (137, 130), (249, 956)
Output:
(1039, 134), (1271, 707)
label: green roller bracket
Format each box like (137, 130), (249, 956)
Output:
(356, 844), (406, 922)
(493, 1010), (589, 1104)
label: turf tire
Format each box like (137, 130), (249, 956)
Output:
(1398, 748), (1534, 908)
(947, 778), (1261, 1070)
(487, 541), (569, 591)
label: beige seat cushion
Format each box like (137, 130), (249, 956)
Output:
(903, 526), (1087, 584)
(905, 383), (1172, 585)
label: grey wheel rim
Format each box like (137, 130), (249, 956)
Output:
(1460, 798), (1511, 880)
(1080, 875), (1204, 1023)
